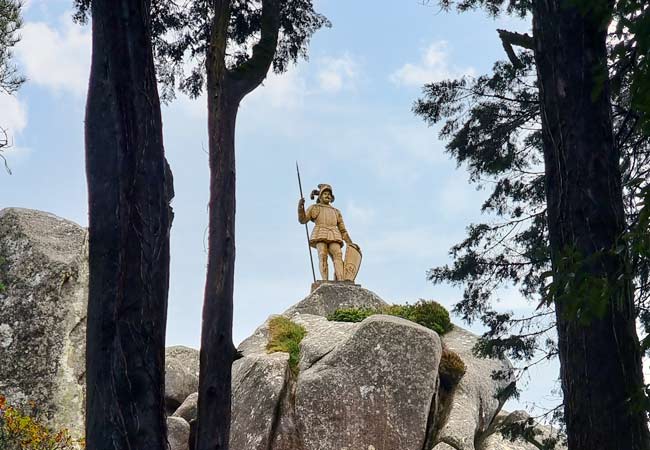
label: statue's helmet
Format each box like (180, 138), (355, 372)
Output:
(310, 183), (335, 203)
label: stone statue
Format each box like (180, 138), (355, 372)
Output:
(298, 184), (362, 282)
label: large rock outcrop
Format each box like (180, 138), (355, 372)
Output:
(0, 208), (88, 438)
(0, 209), (559, 450)
(213, 283), (528, 450)
(228, 310), (442, 450)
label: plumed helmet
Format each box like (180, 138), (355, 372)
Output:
(310, 183), (335, 203)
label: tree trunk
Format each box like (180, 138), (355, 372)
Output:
(195, 1), (281, 449)
(85, 1), (173, 449)
(532, 1), (650, 449)
(195, 2), (236, 450)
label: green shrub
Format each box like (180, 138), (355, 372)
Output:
(0, 395), (84, 450)
(327, 300), (453, 335)
(266, 316), (307, 375)
(326, 307), (376, 323)
(439, 349), (466, 389)
(395, 300), (453, 335)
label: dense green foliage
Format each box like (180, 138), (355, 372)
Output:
(328, 300), (453, 335)
(438, 349), (467, 389)
(266, 316), (307, 375)
(73, 0), (329, 101)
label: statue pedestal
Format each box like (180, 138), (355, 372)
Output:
(284, 282), (386, 317)
(310, 280), (359, 293)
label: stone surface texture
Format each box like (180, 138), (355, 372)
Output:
(232, 283), (444, 450)
(165, 346), (200, 413)
(435, 326), (515, 450)
(0, 208), (88, 438)
(294, 314), (441, 450)
(284, 282), (387, 317)
(231, 282), (550, 450)
(172, 392), (198, 423)
(0, 209), (557, 450)
(167, 416), (191, 450)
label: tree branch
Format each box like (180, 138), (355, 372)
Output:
(497, 29), (534, 69)
(228, 0), (281, 97)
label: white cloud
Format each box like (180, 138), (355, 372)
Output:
(0, 92), (27, 134)
(16, 14), (91, 96)
(317, 54), (358, 93)
(0, 92), (29, 170)
(391, 41), (475, 87)
(247, 66), (308, 109)
(345, 200), (376, 227)
(365, 227), (458, 262)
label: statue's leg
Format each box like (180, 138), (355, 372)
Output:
(329, 243), (344, 280)
(316, 242), (329, 280)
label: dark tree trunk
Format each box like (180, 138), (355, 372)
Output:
(85, 1), (173, 449)
(195, 1), (280, 449)
(532, 1), (650, 449)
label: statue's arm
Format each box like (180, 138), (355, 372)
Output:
(298, 200), (311, 224)
(337, 210), (353, 244)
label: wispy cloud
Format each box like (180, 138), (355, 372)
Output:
(16, 13), (91, 96)
(317, 54), (359, 93)
(390, 41), (475, 87)
(0, 92), (27, 134)
(0, 92), (29, 168)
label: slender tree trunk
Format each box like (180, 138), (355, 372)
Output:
(85, 1), (173, 449)
(195, 1), (281, 449)
(195, 2), (236, 450)
(533, 1), (650, 449)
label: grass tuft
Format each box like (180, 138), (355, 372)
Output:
(266, 316), (307, 375)
(439, 348), (467, 389)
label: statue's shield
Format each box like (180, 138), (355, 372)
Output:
(343, 244), (362, 282)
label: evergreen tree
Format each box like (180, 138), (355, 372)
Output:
(417, 1), (650, 448)
(0, 0), (24, 172)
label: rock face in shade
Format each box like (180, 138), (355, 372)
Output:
(165, 346), (200, 413)
(0, 208), (88, 439)
(435, 326), (515, 450)
(172, 392), (198, 423)
(167, 416), (191, 450)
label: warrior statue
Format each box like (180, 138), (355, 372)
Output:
(298, 183), (362, 282)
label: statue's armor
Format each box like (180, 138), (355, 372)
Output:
(302, 204), (350, 248)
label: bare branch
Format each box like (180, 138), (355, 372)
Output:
(497, 29), (534, 69)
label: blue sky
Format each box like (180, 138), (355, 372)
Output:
(1, 0), (562, 413)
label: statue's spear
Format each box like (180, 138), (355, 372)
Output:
(296, 162), (317, 283)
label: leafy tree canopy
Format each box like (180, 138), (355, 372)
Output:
(73, 0), (330, 101)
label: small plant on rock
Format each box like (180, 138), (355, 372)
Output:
(326, 307), (376, 323)
(0, 395), (84, 450)
(439, 349), (467, 389)
(266, 316), (307, 375)
(327, 300), (453, 335)
(388, 300), (453, 335)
